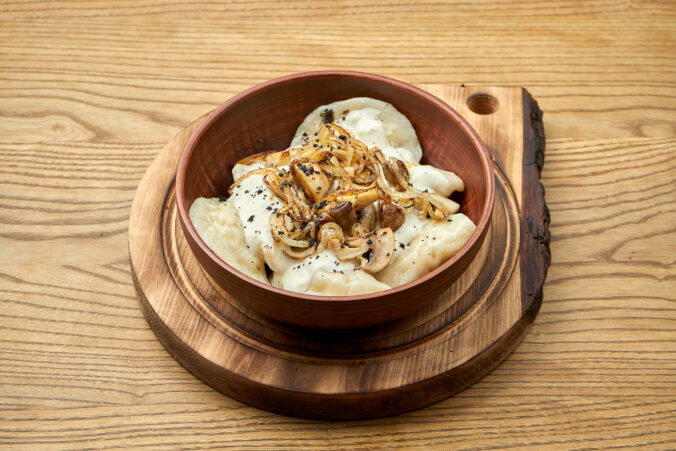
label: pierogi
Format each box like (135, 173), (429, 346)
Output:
(189, 97), (476, 295)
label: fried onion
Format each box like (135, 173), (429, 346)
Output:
(230, 121), (460, 263)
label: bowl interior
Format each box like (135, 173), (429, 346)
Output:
(180, 74), (490, 233)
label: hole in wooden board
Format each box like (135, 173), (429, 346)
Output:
(467, 94), (499, 115)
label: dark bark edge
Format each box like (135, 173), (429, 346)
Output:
(520, 89), (551, 314)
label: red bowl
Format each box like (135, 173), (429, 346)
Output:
(176, 71), (495, 329)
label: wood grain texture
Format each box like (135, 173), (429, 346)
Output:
(1, 0), (675, 447)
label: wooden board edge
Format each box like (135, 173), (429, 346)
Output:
(519, 89), (551, 315)
(127, 86), (550, 420)
(133, 261), (542, 420)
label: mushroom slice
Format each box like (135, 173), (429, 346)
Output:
(327, 201), (356, 231)
(352, 204), (377, 236)
(282, 245), (317, 259)
(312, 212), (333, 232)
(360, 228), (395, 274)
(328, 237), (369, 261)
(353, 162), (377, 185)
(263, 169), (292, 202)
(333, 188), (378, 210)
(381, 161), (398, 187)
(316, 222), (344, 253)
(395, 159), (410, 181)
(379, 203), (405, 231)
(386, 158), (411, 190)
(290, 159), (331, 203)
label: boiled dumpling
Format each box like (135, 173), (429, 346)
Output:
(188, 198), (268, 283)
(375, 213), (476, 287)
(291, 97), (423, 164)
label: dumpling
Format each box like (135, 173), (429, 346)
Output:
(188, 198), (268, 283)
(290, 97), (423, 164)
(304, 269), (391, 296)
(375, 213), (476, 287)
(407, 164), (465, 197)
(268, 248), (389, 295)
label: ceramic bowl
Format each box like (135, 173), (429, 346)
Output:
(176, 71), (495, 329)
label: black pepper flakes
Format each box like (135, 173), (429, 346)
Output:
(320, 108), (334, 124)
(247, 215), (255, 222)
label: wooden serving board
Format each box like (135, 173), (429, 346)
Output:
(128, 85), (550, 420)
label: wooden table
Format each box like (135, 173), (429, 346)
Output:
(1, 1), (674, 448)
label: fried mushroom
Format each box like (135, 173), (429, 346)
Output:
(290, 159), (331, 203)
(379, 202), (405, 231)
(352, 204), (377, 236)
(361, 228), (395, 273)
(238, 123), (460, 265)
(327, 201), (356, 230)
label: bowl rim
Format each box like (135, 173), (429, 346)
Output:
(176, 70), (495, 302)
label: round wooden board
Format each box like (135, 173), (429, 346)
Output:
(129, 86), (549, 419)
